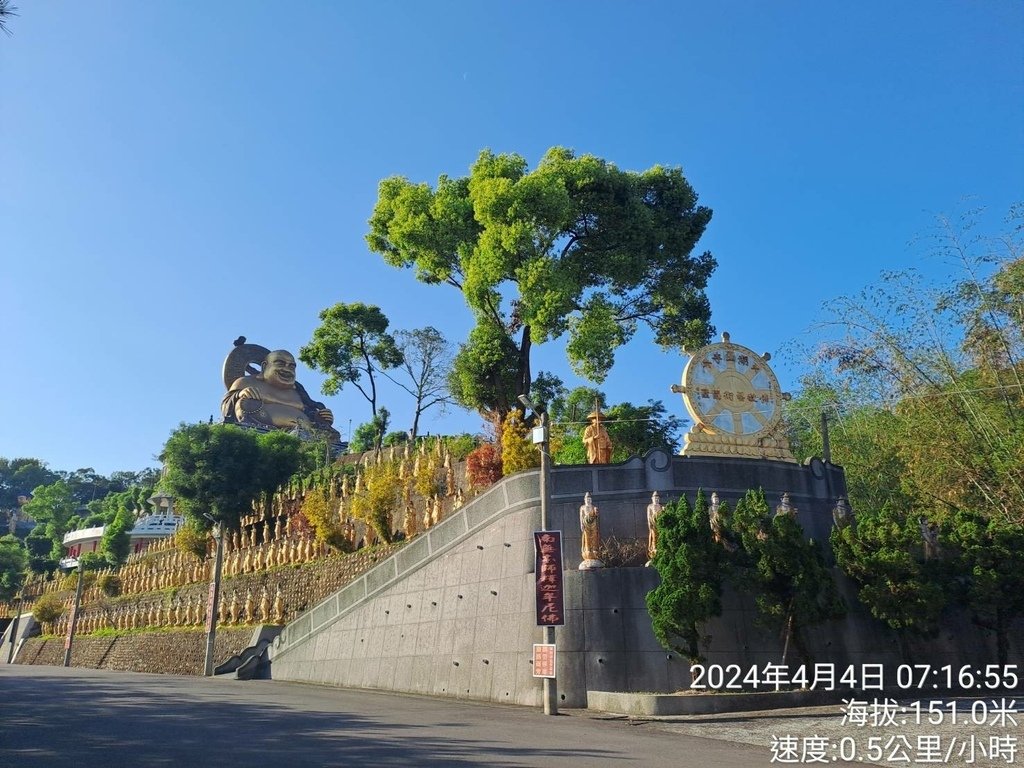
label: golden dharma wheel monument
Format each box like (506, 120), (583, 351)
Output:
(671, 332), (796, 462)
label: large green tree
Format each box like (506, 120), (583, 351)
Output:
(300, 302), (403, 425)
(159, 423), (303, 531)
(99, 505), (135, 567)
(368, 147), (716, 423)
(24, 525), (61, 574)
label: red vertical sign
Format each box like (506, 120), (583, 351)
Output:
(534, 531), (564, 626)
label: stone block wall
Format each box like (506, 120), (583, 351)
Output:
(16, 627), (256, 675)
(10, 546), (401, 675)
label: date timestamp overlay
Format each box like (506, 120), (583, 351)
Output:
(688, 663), (1020, 765)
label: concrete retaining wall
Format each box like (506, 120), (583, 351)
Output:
(269, 451), (1020, 709)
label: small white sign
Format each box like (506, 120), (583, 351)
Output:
(533, 643), (556, 678)
(531, 426), (546, 445)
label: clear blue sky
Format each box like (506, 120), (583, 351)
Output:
(2, 2), (1022, 476)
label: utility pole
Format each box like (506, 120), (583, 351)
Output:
(203, 520), (225, 676)
(63, 562), (85, 667)
(519, 394), (558, 716)
(821, 410), (832, 464)
(538, 407), (558, 716)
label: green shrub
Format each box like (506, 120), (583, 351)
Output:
(96, 573), (122, 597)
(32, 592), (66, 626)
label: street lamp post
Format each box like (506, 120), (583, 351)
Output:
(519, 394), (559, 716)
(203, 519), (225, 676)
(63, 561), (85, 668)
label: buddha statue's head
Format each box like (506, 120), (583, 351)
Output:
(263, 350), (298, 389)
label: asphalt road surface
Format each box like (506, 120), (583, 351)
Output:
(0, 665), (781, 768)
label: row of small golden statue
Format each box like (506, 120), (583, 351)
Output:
(53, 586), (288, 636)
(582, 489), (777, 569)
(119, 561), (208, 596)
(124, 532), (177, 564)
(221, 535), (327, 577)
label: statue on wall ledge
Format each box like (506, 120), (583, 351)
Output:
(579, 491), (604, 570)
(645, 491), (664, 566)
(582, 406), (613, 464)
(221, 337), (341, 442)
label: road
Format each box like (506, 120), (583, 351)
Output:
(0, 665), (774, 768)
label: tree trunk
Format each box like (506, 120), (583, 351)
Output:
(410, 409), (421, 443)
(517, 325), (532, 400)
(790, 621), (813, 668)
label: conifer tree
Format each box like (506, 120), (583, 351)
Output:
(730, 489), (845, 665)
(645, 491), (724, 663)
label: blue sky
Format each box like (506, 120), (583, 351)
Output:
(2, 2), (1022, 476)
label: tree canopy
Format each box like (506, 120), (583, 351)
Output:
(159, 423), (303, 530)
(0, 458), (59, 510)
(367, 146), (716, 423)
(21, 480), (77, 539)
(300, 302), (403, 419)
(804, 208), (1024, 526)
